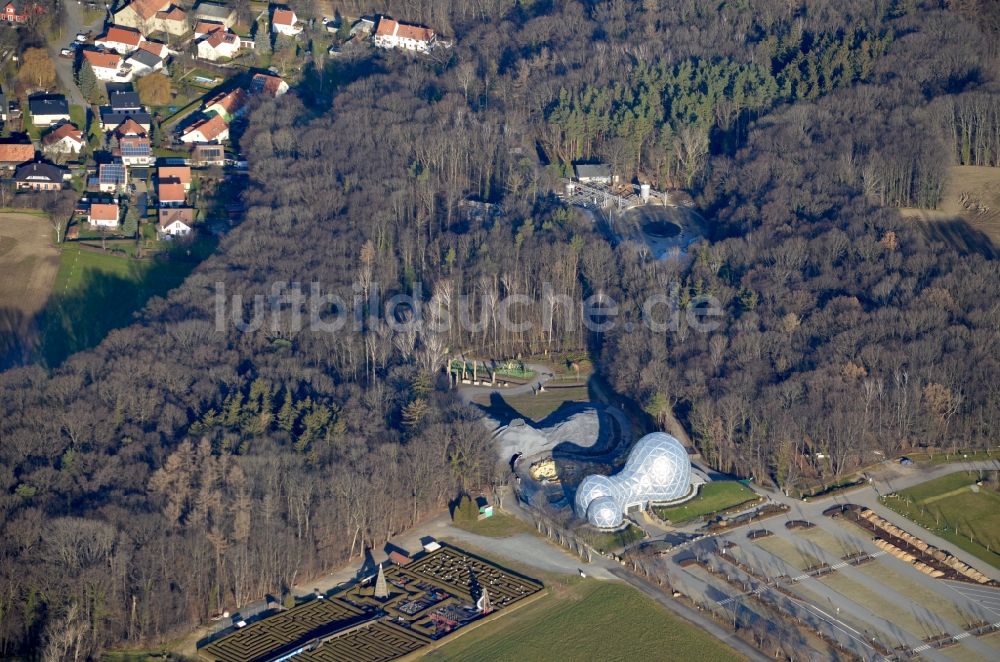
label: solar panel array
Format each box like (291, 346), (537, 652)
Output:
(120, 137), (150, 157)
(99, 163), (126, 185)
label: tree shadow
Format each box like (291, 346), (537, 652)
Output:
(1, 250), (200, 370)
(918, 217), (997, 259)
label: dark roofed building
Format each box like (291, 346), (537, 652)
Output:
(100, 110), (152, 131)
(108, 90), (142, 112)
(28, 95), (70, 126)
(14, 161), (65, 190)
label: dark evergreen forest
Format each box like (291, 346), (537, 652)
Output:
(1, 0), (999, 657)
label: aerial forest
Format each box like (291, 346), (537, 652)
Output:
(1, 0), (999, 657)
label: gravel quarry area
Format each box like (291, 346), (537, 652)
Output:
(490, 403), (610, 461)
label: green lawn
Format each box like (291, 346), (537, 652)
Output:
(69, 104), (87, 132)
(426, 581), (742, 662)
(577, 522), (645, 552)
(654, 481), (759, 524)
(497, 382), (591, 421)
(37, 246), (197, 366)
(451, 511), (536, 538)
(881, 471), (1000, 570)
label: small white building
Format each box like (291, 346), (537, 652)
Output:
(158, 207), (194, 236)
(373, 17), (436, 53)
(94, 25), (144, 54)
(197, 30), (240, 61)
(88, 203), (120, 228)
(271, 7), (302, 36)
(574, 163), (615, 184)
(180, 114), (229, 144)
(83, 50), (131, 82)
(42, 123), (85, 155)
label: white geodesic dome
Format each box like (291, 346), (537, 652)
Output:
(575, 432), (692, 528)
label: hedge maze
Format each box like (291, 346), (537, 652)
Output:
(200, 543), (543, 662)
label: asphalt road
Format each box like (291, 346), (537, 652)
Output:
(48, 0), (106, 107)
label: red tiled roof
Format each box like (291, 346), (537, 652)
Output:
(184, 114), (228, 141)
(251, 73), (285, 96)
(206, 88), (246, 115)
(126, 0), (169, 21)
(158, 181), (185, 201)
(83, 50), (122, 70)
(375, 17), (434, 42)
(158, 165), (191, 185)
(0, 142), (34, 163)
(42, 123), (83, 146)
(89, 203), (119, 222)
(158, 207), (194, 227)
(99, 25), (143, 47)
(272, 8), (295, 25)
(195, 19), (223, 34)
(115, 118), (147, 136)
(155, 5), (185, 21)
(206, 30), (238, 48)
(138, 39), (168, 57)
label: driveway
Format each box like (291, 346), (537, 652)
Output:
(48, 1), (106, 107)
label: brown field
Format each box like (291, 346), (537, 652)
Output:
(0, 212), (58, 364)
(899, 165), (1000, 256)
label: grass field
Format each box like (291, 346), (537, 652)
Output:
(881, 471), (1000, 571)
(37, 245), (197, 366)
(818, 572), (938, 640)
(900, 165), (1000, 255)
(425, 581), (743, 662)
(796, 525), (864, 559)
(451, 511), (536, 538)
(0, 212), (60, 365)
(653, 481), (759, 524)
(854, 560), (973, 630)
(753, 536), (821, 571)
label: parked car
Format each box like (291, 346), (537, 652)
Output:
(59, 48), (73, 58)
(75, 33), (88, 42)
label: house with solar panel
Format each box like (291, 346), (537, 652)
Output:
(98, 160), (129, 193)
(118, 134), (153, 166)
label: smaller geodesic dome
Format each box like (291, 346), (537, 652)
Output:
(575, 432), (693, 528)
(586, 496), (623, 529)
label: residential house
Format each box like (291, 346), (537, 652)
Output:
(95, 25), (144, 54)
(204, 88), (247, 121)
(271, 7), (301, 36)
(98, 161), (128, 192)
(193, 1), (234, 28)
(158, 165), (191, 190)
(197, 30), (241, 61)
(88, 202), (120, 228)
(191, 143), (225, 166)
(250, 72), (288, 97)
(114, 0), (169, 34)
(108, 90), (143, 112)
(152, 5), (187, 35)
(137, 39), (170, 59)
(83, 50), (128, 82)
(373, 17), (436, 53)
(28, 95), (70, 126)
(180, 114), (229, 143)
(115, 118), (147, 138)
(124, 48), (164, 77)
(42, 123), (85, 155)
(158, 181), (185, 207)
(193, 19), (224, 38)
(0, 142), (35, 168)
(0, 1), (43, 24)
(101, 110), (152, 131)
(158, 207), (194, 236)
(118, 135), (153, 166)
(14, 161), (65, 191)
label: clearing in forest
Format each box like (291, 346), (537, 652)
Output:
(0, 212), (60, 366)
(900, 165), (1000, 256)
